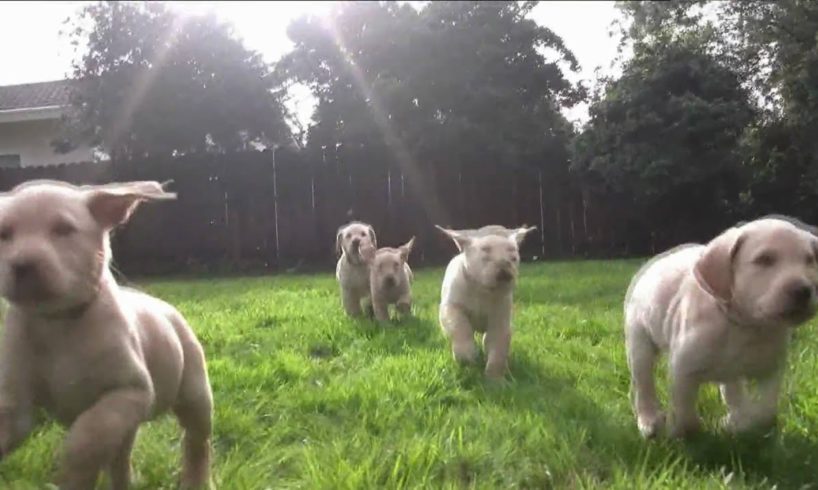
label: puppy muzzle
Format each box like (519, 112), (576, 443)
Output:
(5, 259), (53, 303)
(496, 269), (514, 283)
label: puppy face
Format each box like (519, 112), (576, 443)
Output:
(695, 218), (818, 327)
(366, 237), (414, 290)
(336, 222), (376, 264)
(437, 225), (535, 290)
(0, 180), (174, 314)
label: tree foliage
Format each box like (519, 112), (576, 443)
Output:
(573, 34), (754, 238)
(277, 1), (583, 178)
(611, 1), (818, 221)
(64, 1), (291, 159)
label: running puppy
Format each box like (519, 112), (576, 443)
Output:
(625, 217), (818, 438)
(436, 224), (536, 378)
(0, 180), (212, 489)
(362, 237), (415, 324)
(335, 221), (377, 317)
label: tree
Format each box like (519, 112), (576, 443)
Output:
(63, 1), (292, 159)
(276, 1), (583, 176)
(613, 1), (818, 222)
(572, 34), (755, 247)
(719, 1), (818, 219)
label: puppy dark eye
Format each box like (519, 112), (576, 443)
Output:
(753, 253), (776, 267)
(52, 221), (77, 237)
(0, 225), (12, 242)
(807, 254), (816, 266)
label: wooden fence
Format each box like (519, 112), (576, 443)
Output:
(0, 150), (628, 275)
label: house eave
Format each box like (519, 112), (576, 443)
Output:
(0, 105), (65, 123)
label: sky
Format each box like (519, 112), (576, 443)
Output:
(0, 1), (623, 126)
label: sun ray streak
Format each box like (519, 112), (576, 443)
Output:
(106, 14), (190, 156)
(323, 16), (451, 229)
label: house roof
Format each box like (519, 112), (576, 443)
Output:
(0, 80), (75, 111)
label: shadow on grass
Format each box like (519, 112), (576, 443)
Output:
(447, 349), (818, 487)
(522, 286), (628, 310)
(449, 350), (638, 478)
(347, 315), (444, 354)
(669, 428), (818, 488)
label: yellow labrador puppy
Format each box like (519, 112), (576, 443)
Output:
(0, 180), (212, 489)
(335, 221), (377, 317)
(361, 237), (415, 324)
(436, 224), (536, 378)
(626, 217), (818, 438)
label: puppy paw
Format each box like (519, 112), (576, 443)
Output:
(396, 302), (412, 317)
(484, 362), (508, 380)
(452, 346), (478, 365)
(721, 412), (751, 434)
(722, 412), (777, 435)
(637, 412), (665, 439)
(669, 416), (702, 439)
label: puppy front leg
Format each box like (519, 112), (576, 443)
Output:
(0, 404), (34, 460)
(626, 327), (664, 438)
(439, 304), (477, 364)
(371, 295), (391, 325)
(483, 303), (513, 379)
(669, 373), (702, 438)
(748, 370), (783, 431)
(341, 288), (364, 317)
(396, 290), (412, 319)
(483, 326), (511, 379)
(0, 330), (36, 459)
(720, 380), (750, 433)
(59, 387), (151, 490)
(108, 428), (137, 490)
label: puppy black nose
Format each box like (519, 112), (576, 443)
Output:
(496, 269), (513, 282)
(352, 238), (360, 247)
(11, 260), (36, 281)
(790, 283), (813, 305)
(384, 276), (396, 287)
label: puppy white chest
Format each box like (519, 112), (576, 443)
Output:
(701, 326), (789, 382)
(441, 255), (512, 333)
(28, 320), (144, 424)
(337, 257), (369, 291)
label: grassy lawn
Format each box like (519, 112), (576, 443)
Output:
(2, 260), (818, 488)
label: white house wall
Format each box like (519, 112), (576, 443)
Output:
(0, 119), (94, 167)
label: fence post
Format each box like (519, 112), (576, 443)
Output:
(538, 170), (545, 257)
(271, 146), (280, 266)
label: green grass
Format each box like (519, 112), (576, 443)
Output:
(2, 260), (818, 489)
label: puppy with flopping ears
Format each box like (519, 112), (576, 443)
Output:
(625, 216), (818, 439)
(435, 224), (536, 378)
(335, 221), (378, 317)
(361, 237), (415, 324)
(0, 180), (212, 489)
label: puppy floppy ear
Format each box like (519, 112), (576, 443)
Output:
(360, 243), (377, 263)
(435, 225), (471, 252)
(367, 225), (377, 248)
(800, 225), (818, 260)
(85, 181), (176, 229)
(335, 228), (344, 256)
(399, 236), (415, 261)
(694, 226), (745, 302)
(511, 225), (537, 245)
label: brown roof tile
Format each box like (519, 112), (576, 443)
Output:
(0, 80), (75, 111)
